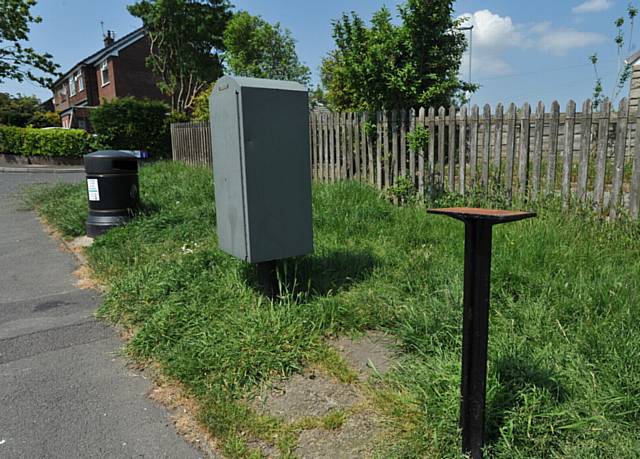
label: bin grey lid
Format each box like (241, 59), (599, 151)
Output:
(84, 150), (138, 174)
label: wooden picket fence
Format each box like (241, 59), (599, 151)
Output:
(170, 99), (640, 220)
(309, 99), (640, 220)
(171, 121), (212, 167)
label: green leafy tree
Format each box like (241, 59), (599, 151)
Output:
(223, 11), (310, 84)
(0, 92), (59, 127)
(321, 0), (474, 111)
(310, 85), (328, 109)
(190, 84), (212, 121)
(128, 0), (232, 113)
(191, 12), (310, 121)
(0, 0), (59, 87)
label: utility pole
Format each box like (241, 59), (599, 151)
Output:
(459, 25), (474, 106)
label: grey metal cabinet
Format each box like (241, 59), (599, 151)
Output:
(209, 76), (314, 263)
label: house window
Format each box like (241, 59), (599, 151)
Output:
(75, 71), (84, 92)
(69, 77), (76, 96)
(100, 61), (110, 86)
(58, 84), (67, 102)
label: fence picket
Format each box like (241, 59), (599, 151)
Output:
(418, 107), (426, 197)
(428, 107), (436, 193)
(631, 107), (640, 219)
(594, 100), (611, 210)
(610, 99), (628, 219)
(449, 105), (457, 192)
(469, 105), (479, 188)
(366, 112), (374, 184)
(310, 113), (317, 179)
(351, 113), (362, 180)
(323, 114), (328, 181)
(438, 107), (446, 190)
(459, 106), (467, 195)
(376, 111), (383, 189)
(531, 101), (545, 201)
(482, 104), (491, 190)
(504, 103), (517, 199)
(384, 111), (391, 189)
(342, 112), (348, 179)
(328, 112), (335, 182)
(392, 110), (399, 190)
(518, 102), (531, 197)
(493, 103), (503, 183)
(401, 109), (407, 179)
(577, 99), (593, 201)
(562, 100), (577, 208)
(409, 108), (416, 186)
(546, 101), (560, 194)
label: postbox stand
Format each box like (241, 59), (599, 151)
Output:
(428, 207), (536, 459)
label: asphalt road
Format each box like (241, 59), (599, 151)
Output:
(0, 172), (203, 458)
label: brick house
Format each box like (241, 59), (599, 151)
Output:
(51, 28), (165, 130)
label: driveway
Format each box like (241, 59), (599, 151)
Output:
(0, 172), (202, 458)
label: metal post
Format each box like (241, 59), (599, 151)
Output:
(460, 221), (492, 458)
(256, 260), (278, 299)
(428, 207), (535, 459)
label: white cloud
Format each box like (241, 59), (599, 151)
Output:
(461, 53), (514, 77)
(458, 10), (529, 77)
(538, 29), (606, 55)
(572, 0), (614, 14)
(459, 10), (530, 50)
(457, 9), (607, 79)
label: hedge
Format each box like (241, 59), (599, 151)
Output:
(0, 125), (101, 157)
(89, 97), (174, 158)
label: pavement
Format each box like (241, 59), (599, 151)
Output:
(0, 172), (203, 458)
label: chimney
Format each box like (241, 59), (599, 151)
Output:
(103, 30), (115, 47)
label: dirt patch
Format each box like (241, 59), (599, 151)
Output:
(253, 373), (361, 421)
(331, 331), (398, 382)
(72, 264), (102, 291)
(64, 236), (104, 291)
(250, 331), (400, 457)
(295, 411), (387, 459)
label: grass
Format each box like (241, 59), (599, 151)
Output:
(27, 161), (640, 458)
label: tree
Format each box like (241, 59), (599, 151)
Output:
(0, 0), (59, 87)
(321, 0), (474, 111)
(0, 92), (59, 127)
(223, 11), (310, 84)
(128, 0), (232, 113)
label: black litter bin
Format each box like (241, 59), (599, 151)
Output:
(84, 150), (139, 237)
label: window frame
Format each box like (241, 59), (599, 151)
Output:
(75, 71), (84, 92)
(69, 77), (76, 96)
(100, 61), (110, 87)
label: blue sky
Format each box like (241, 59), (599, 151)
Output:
(1, 0), (636, 108)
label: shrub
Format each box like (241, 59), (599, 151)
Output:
(89, 97), (172, 158)
(29, 111), (61, 128)
(0, 125), (100, 157)
(191, 84), (213, 121)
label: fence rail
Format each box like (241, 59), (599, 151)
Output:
(170, 99), (640, 220)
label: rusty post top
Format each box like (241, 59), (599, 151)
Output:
(427, 207), (536, 224)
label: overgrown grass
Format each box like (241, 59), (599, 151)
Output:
(28, 161), (640, 458)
